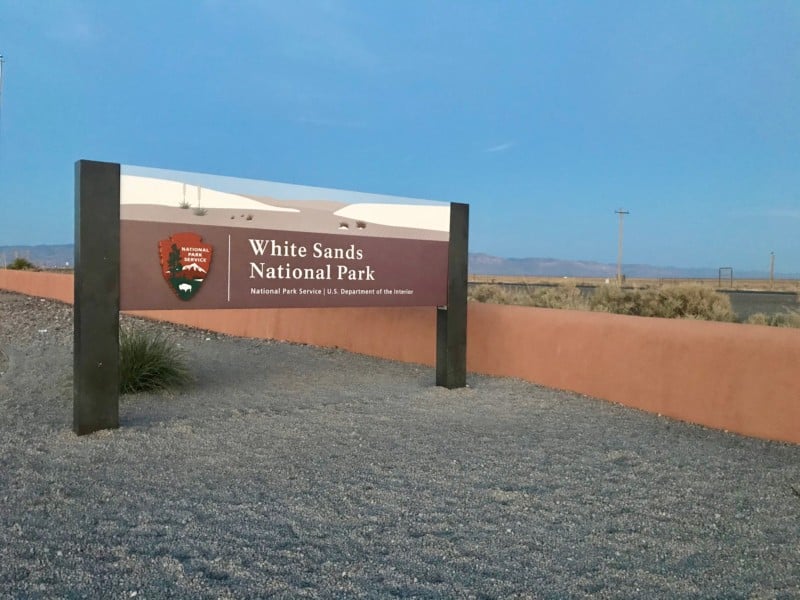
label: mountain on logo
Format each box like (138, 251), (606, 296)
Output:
(183, 262), (207, 274)
(157, 232), (213, 301)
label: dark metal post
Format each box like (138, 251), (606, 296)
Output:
(74, 160), (120, 435)
(436, 202), (468, 388)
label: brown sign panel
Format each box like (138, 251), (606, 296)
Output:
(119, 167), (451, 310)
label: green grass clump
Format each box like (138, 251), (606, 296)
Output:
(6, 257), (37, 270)
(747, 310), (800, 328)
(119, 327), (192, 393)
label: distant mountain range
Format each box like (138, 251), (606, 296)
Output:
(0, 244), (74, 268)
(0, 244), (791, 279)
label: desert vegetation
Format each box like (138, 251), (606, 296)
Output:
(470, 274), (800, 294)
(588, 284), (735, 321)
(119, 326), (192, 393)
(4, 257), (38, 271)
(746, 310), (800, 328)
(469, 282), (737, 322)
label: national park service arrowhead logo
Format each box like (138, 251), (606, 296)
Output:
(158, 232), (212, 301)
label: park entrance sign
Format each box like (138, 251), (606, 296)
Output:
(118, 164), (451, 310)
(74, 161), (468, 435)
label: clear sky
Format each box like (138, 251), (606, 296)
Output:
(0, 1), (798, 271)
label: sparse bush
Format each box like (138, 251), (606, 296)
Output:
(589, 285), (642, 315)
(469, 281), (735, 322)
(119, 327), (192, 393)
(6, 257), (38, 271)
(645, 284), (734, 321)
(747, 310), (800, 328)
(468, 284), (513, 304)
(513, 283), (589, 310)
(589, 283), (734, 322)
(193, 207), (208, 216)
(746, 313), (770, 326)
(470, 283), (588, 309)
(179, 200), (191, 209)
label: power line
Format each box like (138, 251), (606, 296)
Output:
(770, 251), (775, 288)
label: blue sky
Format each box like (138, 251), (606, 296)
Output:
(0, 1), (798, 272)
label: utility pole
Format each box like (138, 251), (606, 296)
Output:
(615, 209), (629, 285)
(770, 251), (775, 288)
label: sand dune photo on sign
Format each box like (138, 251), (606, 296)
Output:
(120, 168), (450, 241)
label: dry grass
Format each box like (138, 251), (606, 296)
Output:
(589, 284), (735, 321)
(746, 310), (800, 328)
(468, 282), (589, 310)
(469, 282), (735, 322)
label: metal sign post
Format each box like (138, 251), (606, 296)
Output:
(436, 202), (468, 389)
(73, 160), (120, 435)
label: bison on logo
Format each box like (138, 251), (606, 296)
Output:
(158, 232), (213, 301)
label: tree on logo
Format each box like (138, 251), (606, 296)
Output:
(168, 244), (183, 276)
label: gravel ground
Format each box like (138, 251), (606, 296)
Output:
(1, 290), (799, 599)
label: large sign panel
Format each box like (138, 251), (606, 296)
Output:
(119, 165), (450, 310)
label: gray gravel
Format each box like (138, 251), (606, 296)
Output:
(1, 290), (799, 599)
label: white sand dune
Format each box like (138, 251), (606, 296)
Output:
(334, 203), (450, 232)
(121, 175), (299, 213)
(122, 174), (450, 235)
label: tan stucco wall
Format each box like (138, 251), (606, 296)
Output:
(3, 270), (798, 444)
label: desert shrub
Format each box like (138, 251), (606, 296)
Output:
(468, 284), (513, 304)
(590, 283), (734, 321)
(119, 327), (192, 393)
(589, 285), (642, 315)
(470, 281), (735, 322)
(746, 310), (800, 328)
(646, 284), (734, 321)
(746, 313), (770, 326)
(6, 257), (37, 271)
(179, 200), (191, 209)
(513, 283), (589, 310)
(193, 207), (208, 216)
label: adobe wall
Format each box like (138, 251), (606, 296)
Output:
(0, 270), (74, 304)
(467, 303), (800, 445)
(2, 270), (798, 444)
